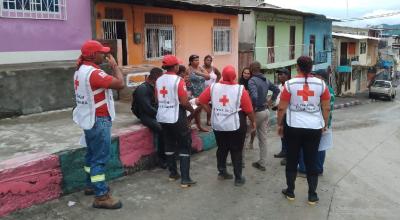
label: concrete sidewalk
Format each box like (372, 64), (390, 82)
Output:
(0, 101), (216, 217)
(0, 101), (138, 162)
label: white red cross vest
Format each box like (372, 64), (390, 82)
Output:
(210, 83), (243, 131)
(156, 74), (180, 123)
(285, 77), (326, 129)
(72, 65), (115, 130)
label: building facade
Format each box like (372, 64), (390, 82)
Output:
(94, 0), (242, 71)
(0, 0), (91, 64)
(303, 16), (333, 73)
(332, 32), (379, 95)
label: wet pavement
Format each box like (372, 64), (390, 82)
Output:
(3, 88), (400, 220)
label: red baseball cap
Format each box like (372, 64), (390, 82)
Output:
(81, 40), (110, 57)
(162, 55), (182, 66)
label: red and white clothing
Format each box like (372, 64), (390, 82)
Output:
(156, 72), (187, 123)
(198, 81), (252, 131)
(280, 75), (330, 129)
(73, 62), (115, 130)
(205, 67), (218, 87)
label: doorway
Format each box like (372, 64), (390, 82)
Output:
(102, 20), (128, 66)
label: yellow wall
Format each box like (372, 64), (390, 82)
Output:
(95, 3), (239, 71)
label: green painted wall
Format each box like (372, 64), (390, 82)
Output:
(254, 11), (304, 69)
(58, 138), (124, 194)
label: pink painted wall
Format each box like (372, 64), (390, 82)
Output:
(0, 153), (62, 217)
(0, 1), (91, 52)
(117, 125), (156, 167)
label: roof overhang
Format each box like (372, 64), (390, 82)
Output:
(332, 32), (380, 41)
(236, 5), (322, 17)
(96, 0), (250, 15)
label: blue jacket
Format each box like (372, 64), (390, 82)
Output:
(248, 74), (280, 111)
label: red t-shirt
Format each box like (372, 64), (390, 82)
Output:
(280, 75), (330, 102)
(84, 62), (113, 116)
(198, 82), (253, 114)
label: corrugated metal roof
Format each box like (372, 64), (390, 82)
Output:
(332, 32), (380, 40)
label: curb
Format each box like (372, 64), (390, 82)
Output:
(0, 126), (217, 217)
(333, 100), (362, 110)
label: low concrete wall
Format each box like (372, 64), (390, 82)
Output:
(0, 61), (76, 119)
(0, 125), (217, 217)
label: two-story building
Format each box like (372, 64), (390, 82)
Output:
(303, 15), (336, 86)
(332, 32), (379, 95)
(238, 3), (324, 81)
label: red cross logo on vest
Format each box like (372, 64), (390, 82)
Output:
(297, 84), (315, 102)
(160, 86), (168, 98)
(219, 95), (229, 106)
(74, 79), (79, 90)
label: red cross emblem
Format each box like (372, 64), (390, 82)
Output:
(74, 79), (79, 90)
(219, 95), (229, 106)
(160, 86), (168, 98)
(297, 84), (315, 102)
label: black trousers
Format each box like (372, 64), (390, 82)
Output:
(160, 108), (192, 159)
(284, 123), (322, 193)
(214, 112), (247, 179)
(140, 114), (166, 163)
(160, 108), (192, 181)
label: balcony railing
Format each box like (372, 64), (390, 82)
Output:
(255, 44), (306, 66)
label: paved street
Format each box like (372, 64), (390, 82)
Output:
(4, 92), (400, 220)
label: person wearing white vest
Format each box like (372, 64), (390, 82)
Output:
(156, 55), (196, 188)
(198, 65), (256, 186)
(277, 56), (331, 205)
(73, 40), (124, 209)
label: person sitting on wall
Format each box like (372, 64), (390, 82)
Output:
(131, 67), (167, 169)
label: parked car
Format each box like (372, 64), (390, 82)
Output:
(369, 80), (397, 101)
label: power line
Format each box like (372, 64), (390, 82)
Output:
(339, 11), (400, 22)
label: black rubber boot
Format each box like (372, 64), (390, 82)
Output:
(180, 156), (196, 188)
(167, 154), (179, 181)
(307, 174), (319, 205)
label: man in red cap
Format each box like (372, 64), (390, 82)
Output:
(198, 65), (256, 186)
(156, 55), (196, 188)
(73, 40), (124, 209)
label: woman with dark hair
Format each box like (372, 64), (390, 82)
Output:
(239, 67), (255, 152)
(203, 55), (221, 126)
(239, 67), (252, 90)
(277, 56), (331, 205)
(187, 54), (210, 132)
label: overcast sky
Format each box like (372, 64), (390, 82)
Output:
(265, 0), (400, 27)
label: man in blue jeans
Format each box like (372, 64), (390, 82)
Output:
(73, 40), (124, 209)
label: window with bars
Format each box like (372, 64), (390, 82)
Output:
(145, 26), (174, 60)
(0, 0), (66, 20)
(213, 27), (231, 54)
(144, 13), (174, 60)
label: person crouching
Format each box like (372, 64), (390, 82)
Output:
(198, 65), (256, 186)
